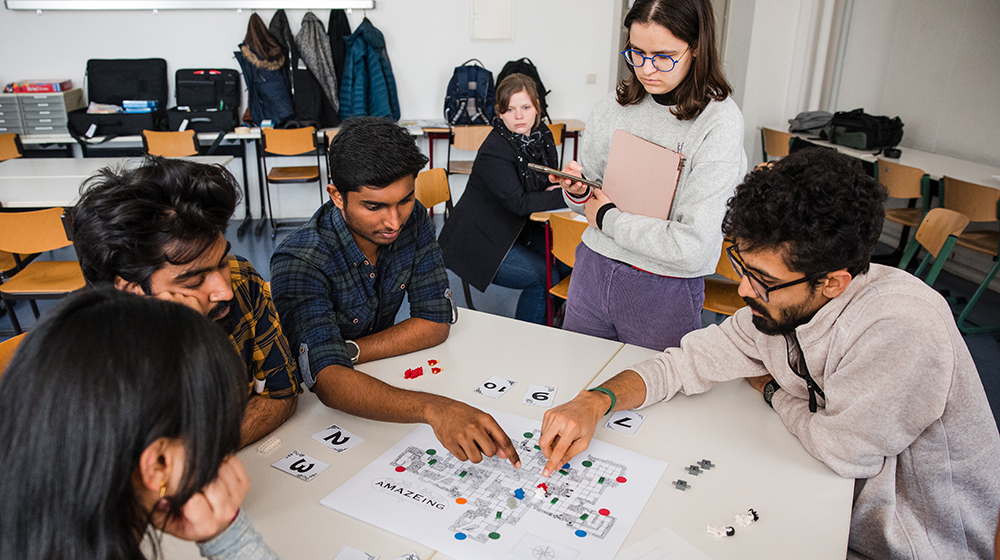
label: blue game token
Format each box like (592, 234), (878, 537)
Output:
(574, 530), (587, 538)
(563, 463), (571, 470)
(455, 532), (467, 540)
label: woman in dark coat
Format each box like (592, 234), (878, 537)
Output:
(439, 74), (567, 324)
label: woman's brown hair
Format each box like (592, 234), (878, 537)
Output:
(495, 73), (542, 128)
(616, 0), (732, 120)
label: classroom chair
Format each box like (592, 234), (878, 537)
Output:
(141, 129), (199, 157)
(446, 125), (492, 175)
(703, 243), (746, 317)
(547, 122), (566, 168)
(415, 168), (454, 220)
(872, 159), (933, 264)
(0, 208), (86, 334)
(897, 208), (970, 288)
(940, 176), (1000, 334)
(760, 127), (792, 162)
(546, 213), (588, 327)
(260, 126), (324, 239)
(0, 132), (24, 162)
(0, 332), (25, 376)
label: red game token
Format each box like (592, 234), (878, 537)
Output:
(616, 476), (627, 483)
(599, 508), (610, 516)
(395, 466), (406, 472)
(432, 367), (442, 374)
(428, 359), (439, 366)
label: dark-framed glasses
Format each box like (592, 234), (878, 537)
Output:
(725, 245), (820, 303)
(620, 48), (686, 73)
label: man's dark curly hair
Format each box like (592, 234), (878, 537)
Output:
(722, 147), (887, 279)
(328, 116), (429, 198)
(70, 156), (238, 293)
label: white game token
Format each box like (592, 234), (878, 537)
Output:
(312, 424), (364, 453)
(271, 450), (330, 482)
(523, 384), (557, 407)
(474, 375), (517, 399)
(604, 410), (647, 436)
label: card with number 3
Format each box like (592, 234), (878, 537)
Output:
(271, 450), (330, 482)
(474, 375), (517, 399)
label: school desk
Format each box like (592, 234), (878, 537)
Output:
(157, 309), (852, 560)
(0, 155), (233, 208)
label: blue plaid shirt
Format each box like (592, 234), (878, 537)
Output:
(270, 200), (455, 388)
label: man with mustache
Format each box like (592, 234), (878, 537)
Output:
(270, 117), (520, 468)
(539, 148), (1000, 559)
(71, 157), (300, 448)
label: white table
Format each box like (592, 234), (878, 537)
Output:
(590, 345), (854, 560)
(160, 309), (625, 560)
(0, 155), (234, 207)
(160, 311), (853, 560)
(790, 132), (1000, 188)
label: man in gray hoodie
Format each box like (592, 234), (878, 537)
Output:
(539, 148), (1000, 559)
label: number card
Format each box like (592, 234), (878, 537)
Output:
(271, 450), (330, 482)
(474, 375), (517, 399)
(522, 384), (557, 407)
(312, 424), (363, 453)
(389, 554), (420, 560)
(332, 545), (379, 560)
(604, 410), (647, 436)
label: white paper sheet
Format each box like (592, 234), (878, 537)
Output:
(614, 525), (712, 560)
(321, 409), (668, 560)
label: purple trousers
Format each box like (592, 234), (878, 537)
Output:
(563, 243), (705, 351)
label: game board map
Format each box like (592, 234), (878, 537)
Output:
(320, 409), (668, 560)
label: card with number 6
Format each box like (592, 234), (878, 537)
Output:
(271, 450), (330, 482)
(523, 384), (557, 407)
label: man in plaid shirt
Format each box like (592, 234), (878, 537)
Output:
(71, 157), (300, 448)
(271, 117), (521, 468)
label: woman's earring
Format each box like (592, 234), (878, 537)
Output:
(159, 481), (167, 499)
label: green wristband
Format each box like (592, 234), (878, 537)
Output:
(588, 387), (616, 416)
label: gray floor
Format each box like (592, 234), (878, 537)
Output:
(3, 217), (998, 429)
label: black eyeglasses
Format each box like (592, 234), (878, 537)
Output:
(726, 245), (820, 303)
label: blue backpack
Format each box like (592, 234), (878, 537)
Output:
(444, 59), (495, 125)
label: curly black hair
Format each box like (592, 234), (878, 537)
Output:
(722, 147), (888, 279)
(71, 156), (239, 293)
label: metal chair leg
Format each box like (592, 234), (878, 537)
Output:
(3, 299), (22, 335)
(462, 280), (476, 311)
(956, 257), (1000, 335)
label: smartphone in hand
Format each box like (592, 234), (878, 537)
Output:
(527, 163), (603, 190)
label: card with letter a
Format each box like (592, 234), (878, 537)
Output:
(271, 450), (330, 482)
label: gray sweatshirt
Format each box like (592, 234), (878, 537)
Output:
(565, 93), (747, 277)
(629, 265), (1000, 559)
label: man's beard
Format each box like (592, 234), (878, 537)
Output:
(744, 297), (818, 336)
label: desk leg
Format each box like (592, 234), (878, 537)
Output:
(545, 222), (553, 327)
(236, 138), (253, 238)
(566, 131), (580, 162)
(253, 138), (268, 237)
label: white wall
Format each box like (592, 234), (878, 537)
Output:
(0, 1), (617, 218)
(836, 0), (1000, 168)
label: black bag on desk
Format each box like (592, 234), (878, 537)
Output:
(167, 68), (242, 132)
(68, 58), (169, 139)
(822, 108), (903, 151)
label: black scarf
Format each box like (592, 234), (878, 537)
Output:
(491, 116), (559, 191)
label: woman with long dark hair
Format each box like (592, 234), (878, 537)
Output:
(439, 73), (567, 324)
(0, 289), (277, 559)
(554, 0), (747, 349)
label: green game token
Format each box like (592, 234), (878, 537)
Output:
(523, 432), (533, 439)
(598, 477), (605, 484)
(429, 459), (437, 465)
(534, 445), (541, 450)
(550, 497), (559, 504)
(582, 461), (593, 467)
(489, 532), (501, 540)
(580, 513), (589, 520)
(496, 511), (502, 519)
(426, 449), (437, 455)
(459, 471), (467, 478)
(559, 470), (568, 476)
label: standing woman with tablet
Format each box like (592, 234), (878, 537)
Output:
(554, 0), (746, 349)
(0, 290), (278, 560)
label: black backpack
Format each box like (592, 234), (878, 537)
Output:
(497, 57), (551, 123)
(444, 59), (495, 125)
(822, 109), (903, 151)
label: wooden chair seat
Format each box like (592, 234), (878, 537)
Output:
(142, 129), (199, 157)
(266, 165), (320, 183)
(548, 275), (572, 300)
(0, 251), (18, 276)
(761, 127), (791, 161)
(0, 132), (24, 162)
(0, 332), (26, 376)
(0, 261), (85, 296)
(955, 230), (999, 255)
(447, 161), (475, 175)
(885, 207), (924, 228)
(703, 277), (745, 315)
(415, 168), (453, 213)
